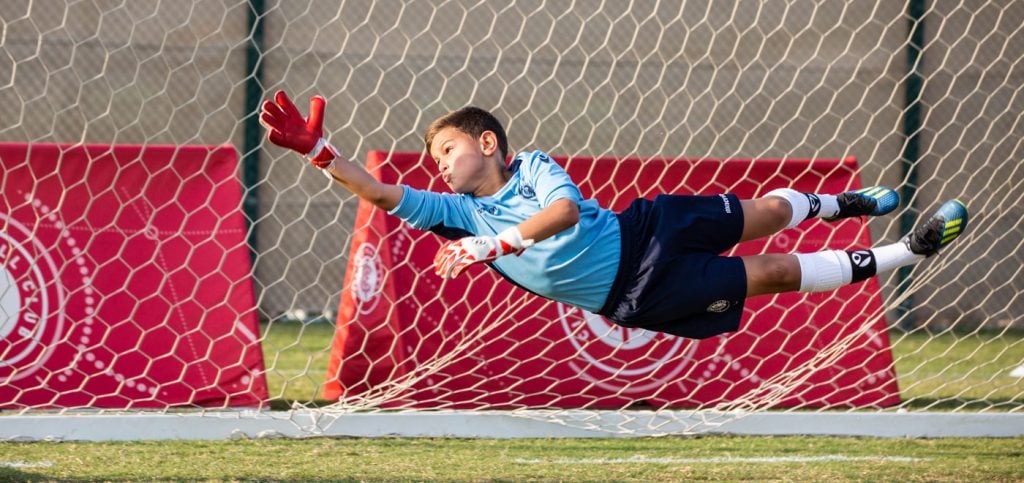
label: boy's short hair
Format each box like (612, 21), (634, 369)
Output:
(424, 107), (509, 161)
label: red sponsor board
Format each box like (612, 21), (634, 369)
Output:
(323, 151), (900, 408)
(0, 143), (267, 408)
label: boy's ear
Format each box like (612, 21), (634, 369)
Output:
(478, 130), (498, 156)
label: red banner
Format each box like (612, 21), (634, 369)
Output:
(323, 152), (899, 409)
(0, 143), (267, 408)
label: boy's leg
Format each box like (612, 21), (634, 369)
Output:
(740, 186), (900, 242)
(743, 199), (968, 297)
(742, 253), (802, 296)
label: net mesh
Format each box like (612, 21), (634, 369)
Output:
(1, 0), (1022, 434)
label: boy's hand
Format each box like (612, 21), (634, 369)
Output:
(260, 90), (338, 167)
(433, 227), (534, 278)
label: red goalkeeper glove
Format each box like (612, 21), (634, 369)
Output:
(259, 90), (338, 168)
(434, 227), (534, 279)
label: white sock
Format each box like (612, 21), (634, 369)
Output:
(872, 241), (924, 273)
(766, 188), (840, 228)
(795, 250), (852, 292)
(796, 243), (923, 294)
(817, 194), (840, 219)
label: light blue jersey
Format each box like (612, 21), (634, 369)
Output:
(388, 150), (621, 312)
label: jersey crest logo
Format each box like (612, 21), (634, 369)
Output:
(519, 184), (536, 200)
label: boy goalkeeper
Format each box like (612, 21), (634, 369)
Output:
(260, 91), (969, 339)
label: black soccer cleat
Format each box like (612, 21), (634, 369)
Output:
(904, 199), (969, 257)
(822, 186), (900, 221)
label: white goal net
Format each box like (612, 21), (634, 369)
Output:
(1, 1), (1021, 439)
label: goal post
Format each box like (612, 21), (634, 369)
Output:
(1, 1), (1023, 440)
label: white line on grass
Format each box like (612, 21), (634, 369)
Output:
(514, 455), (927, 465)
(1, 461), (54, 469)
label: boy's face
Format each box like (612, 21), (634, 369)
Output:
(429, 126), (499, 194)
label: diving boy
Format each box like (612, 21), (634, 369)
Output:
(260, 91), (968, 339)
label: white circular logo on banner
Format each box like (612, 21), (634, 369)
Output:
(0, 212), (65, 383)
(0, 265), (21, 339)
(556, 304), (696, 394)
(352, 243), (384, 314)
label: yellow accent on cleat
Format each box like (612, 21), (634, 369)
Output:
(858, 187), (883, 197)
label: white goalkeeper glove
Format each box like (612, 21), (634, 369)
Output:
(259, 90), (339, 168)
(433, 227), (534, 279)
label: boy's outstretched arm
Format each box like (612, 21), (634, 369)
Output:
(517, 198), (580, 241)
(260, 90), (402, 210)
(434, 198), (580, 278)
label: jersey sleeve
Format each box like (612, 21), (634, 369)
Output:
(519, 150), (583, 208)
(387, 185), (476, 239)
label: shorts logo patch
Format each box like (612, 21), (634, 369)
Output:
(707, 300), (731, 313)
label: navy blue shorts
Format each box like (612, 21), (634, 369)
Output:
(596, 194), (747, 339)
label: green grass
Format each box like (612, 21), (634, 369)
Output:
(260, 321), (1024, 410)
(1, 436), (1022, 481)
(892, 330), (1024, 410)
(0, 323), (1020, 481)
(261, 320), (336, 407)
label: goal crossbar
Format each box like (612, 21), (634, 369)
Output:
(2, 411), (1022, 441)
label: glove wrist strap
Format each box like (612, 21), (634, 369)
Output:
(496, 226), (534, 255)
(306, 138), (339, 167)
